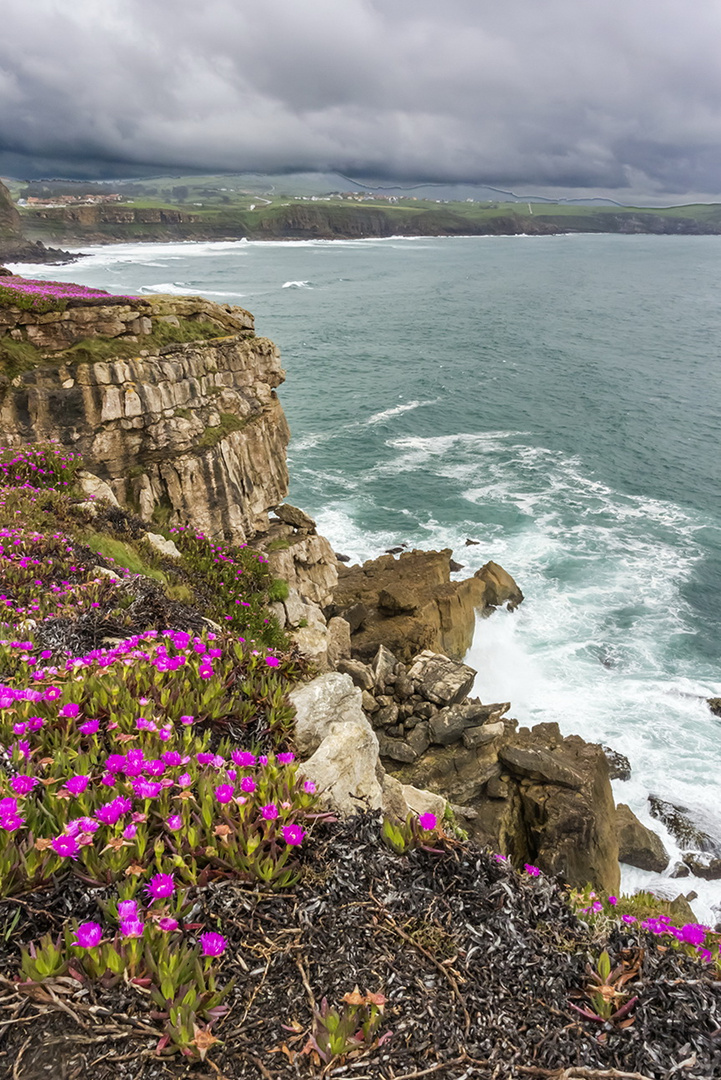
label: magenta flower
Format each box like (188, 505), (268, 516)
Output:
(199, 932), (226, 957)
(240, 777), (256, 794)
(73, 922), (103, 948)
(418, 812), (437, 831)
(196, 752), (214, 765)
(679, 923), (707, 947)
(592, 901), (603, 913)
(214, 784), (235, 805)
(59, 702), (80, 718)
(158, 917), (179, 932)
(177, 772), (192, 788)
(261, 803), (278, 820)
(123, 823), (137, 840)
(51, 835), (80, 858)
(166, 814), (183, 831)
(180, 715), (195, 725)
(9, 775), (37, 796)
(0, 798), (18, 816)
(1, 813), (24, 832)
(65, 775), (89, 796)
(162, 751), (184, 767)
(146, 873), (175, 899)
(118, 900), (138, 919)
(276, 752), (295, 764)
(231, 750), (256, 768)
(608, 896), (618, 905)
(282, 824), (305, 847)
(524, 864), (541, 877)
(265, 656), (280, 668)
(622, 914), (637, 925)
(120, 919), (144, 939)
(78, 719), (99, 735)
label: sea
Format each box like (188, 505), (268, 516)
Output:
(10, 234), (721, 923)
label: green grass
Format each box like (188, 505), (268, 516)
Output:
(0, 318), (225, 380)
(196, 412), (248, 449)
(80, 531), (167, 581)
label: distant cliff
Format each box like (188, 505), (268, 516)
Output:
(0, 178), (73, 263)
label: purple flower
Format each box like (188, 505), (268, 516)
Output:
(51, 835), (79, 858)
(418, 812), (437, 831)
(282, 824), (305, 847)
(214, 784), (235, 804)
(1, 813), (24, 832)
(196, 752), (214, 765)
(105, 754), (126, 773)
(9, 775), (37, 796)
(199, 932), (226, 957)
(276, 752), (294, 764)
(231, 750), (256, 768)
(240, 777), (256, 794)
(180, 715), (195, 725)
(120, 919), (144, 939)
(132, 780), (162, 799)
(73, 921), (103, 948)
(261, 803), (278, 820)
(166, 814), (183, 831)
(59, 702), (80, 718)
(622, 914), (637, 925)
(177, 772), (192, 788)
(78, 719), (99, 735)
(679, 923), (707, 947)
(123, 823), (137, 840)
(303, 780), (316, 794)
(118, 900), (138, 919)
(265, 656), (280, 668)
(146, 873), (175, 899)
(162, 751), (184, 767)
(592, 901), (603, 913)
(524, 864), (541, 877)
(608, 896), (617, 906)
(158, 917), (179, 932)
(65, 775), (89, 796)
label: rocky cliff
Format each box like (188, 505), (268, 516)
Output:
(0, 289), (291, 541)
(0, 178), (72, 263)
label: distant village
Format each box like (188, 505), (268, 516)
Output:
(19, 193), (124, 208)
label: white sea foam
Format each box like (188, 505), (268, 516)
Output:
(282, 280), (312, 289)
(365, 400), (436, 425)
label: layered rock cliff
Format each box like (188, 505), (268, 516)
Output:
(0, 289), (291, 541)
(0, 178), (72, 263)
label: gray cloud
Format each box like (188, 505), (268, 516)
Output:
(2, 0), (721, 196)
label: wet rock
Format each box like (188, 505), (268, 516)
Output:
(272, 503), (316, 531)
(602, 745), (632, 781)
(464, 538), (480, 545)
(615, 804), (670, 872)
(407, 651), (477, 706)
(708, 697), (721, 718)
(449, 559), (464, 572)
(648, 795), (720, 852)
(669, 861), (690, 878)
(682, 853), (721, 880)
(486, 778), (510, 799)
(474, 560), (524, 610)
(335, 552), (351, 563)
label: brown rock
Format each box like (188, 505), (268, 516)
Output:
(336, 658), (374, 691)
(615, 804), (670, 872)
(333, 548), (521, 662)
(474, 561), (524, 610)
(273, 503), (316, 531)
(407, 651), (477, 707)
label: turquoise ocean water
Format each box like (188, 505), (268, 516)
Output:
(12, 234), (721, 921)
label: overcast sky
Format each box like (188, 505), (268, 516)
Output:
(2, 0), (721, 199)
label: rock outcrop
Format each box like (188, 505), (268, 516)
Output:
(339, 644), (620, 893)
(615, 803), (670, 872)
(0, 294), (290, 542)
(329, 549), (523, 662)
(0, 179), (73, 263)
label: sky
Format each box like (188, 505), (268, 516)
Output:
(2, 0), (721, 201)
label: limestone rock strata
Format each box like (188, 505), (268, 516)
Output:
(330, 549), (523, 662)
(0, 299), (289, 541)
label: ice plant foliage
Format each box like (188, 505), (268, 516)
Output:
(0, 275), (138, 313)
(0, 445), (321, 1059)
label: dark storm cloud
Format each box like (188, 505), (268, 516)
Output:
(2, 0), (721, 194)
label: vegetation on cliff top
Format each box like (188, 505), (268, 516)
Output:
(0, 443), (718, 1077)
